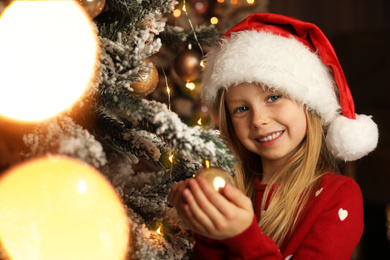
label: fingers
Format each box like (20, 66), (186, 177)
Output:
(194, 176), (237, 217)
(222, 183), (253, 212)
(183, 179), (220, 230)
(167, 180), (186, 207)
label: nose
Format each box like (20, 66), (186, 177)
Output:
(251, 109), (270, 128)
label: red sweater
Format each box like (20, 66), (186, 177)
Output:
(193, 173), (364, 259)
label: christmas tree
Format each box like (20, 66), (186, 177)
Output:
(0, 0), (269, 259)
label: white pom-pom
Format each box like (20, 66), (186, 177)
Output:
(326, 114), (378, 161)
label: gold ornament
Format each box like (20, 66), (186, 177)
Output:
(193, 166), (235, 192)
(173, 49), (202, 81)
(77, 0), (105, 19)
(130, 60), (159, 96)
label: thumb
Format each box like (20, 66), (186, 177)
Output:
(222, 183), (253, 211)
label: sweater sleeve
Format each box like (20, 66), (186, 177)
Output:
(290, 178), (364, 259)
(193, 175), (364, 260)
(194, 216), (282, 260)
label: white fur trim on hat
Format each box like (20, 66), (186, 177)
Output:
(326, 114), (379, 161)
(201, 30), (340, 126)
(202, 29), (378, 161)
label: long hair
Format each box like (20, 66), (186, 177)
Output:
(214, 88), (338, 248)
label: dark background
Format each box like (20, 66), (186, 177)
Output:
(269, 0), (390, 258)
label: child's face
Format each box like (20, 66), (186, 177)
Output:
(225, 82), (307, 167)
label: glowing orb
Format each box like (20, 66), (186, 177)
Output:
(0, 156), (130, 260)
(0, 0), (99, 122)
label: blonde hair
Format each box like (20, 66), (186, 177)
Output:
(214, 88), (338, 248)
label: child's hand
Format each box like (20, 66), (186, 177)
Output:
(168, 176), (254, 240)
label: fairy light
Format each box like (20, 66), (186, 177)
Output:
(210, 17), (219, 25)
(200, 59), (205, 68)
(247, 0), (255, 4)
(168, 153), (174, 175)
(231, 0), (238, 5)
(182, 0), (204, 58)
(173, 9), (181, 17)
(166, 86), (171, 110)
(186, 82), (196, 91)
(217, 0), (225, 3)
(197, 118), (202, 125)
(156, 226), (162, 235)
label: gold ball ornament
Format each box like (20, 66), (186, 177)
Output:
(173, 49), (202, 81)
(77, 0), (105, 18)
(130, 61), (159, 96)
(194, 167), (235, 192)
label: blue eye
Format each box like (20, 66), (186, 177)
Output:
(235, 106), (248, 113)
(267, 95), (281, 102)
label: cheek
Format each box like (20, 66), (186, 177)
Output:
(291, 109), (307, 139)
(231, 118), (247, 141)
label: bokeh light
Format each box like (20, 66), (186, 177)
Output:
(0, 155), (129, 260)
(0, 0), (99, 122)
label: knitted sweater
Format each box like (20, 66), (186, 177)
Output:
(193, 173), (363, 259)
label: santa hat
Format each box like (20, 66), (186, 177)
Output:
(201, 13), (378, 161)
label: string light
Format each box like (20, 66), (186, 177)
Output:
(182, 0), (204, 58)
(173, 9), (181, 17)
(231, 0), (238, 5)
(217, 0), (225, 3)
(210, 17), (219, 25)
(156, 226), (163, 235)
(168, 153), (174, 175)
(200, 59), (205, 68)
(197, 118), (202, 125)
(166, 86), (171, 110)
(186, 81), (196, 91)
(247, 0), (255, 4)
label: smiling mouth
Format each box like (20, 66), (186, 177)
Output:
(257, 131), (283, 142)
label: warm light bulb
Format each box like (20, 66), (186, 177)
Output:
(210, 17), (219, 25)
(200, 59), (205, 68)
(186, 82), (196, 91)
(167, 86), (171, 95)
(173, 9), (181, 17)
(197, 118), (202, 125)
(0, 156), (130, 260)
(169, 154), (174, 163)
(156, 226), (162, 235)
(0, 0), (99, 122)
(247, 0), (255, 4)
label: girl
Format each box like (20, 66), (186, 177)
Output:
(168, 13), (378, 259)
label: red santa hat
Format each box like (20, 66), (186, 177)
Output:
(201, 13), (378, 161)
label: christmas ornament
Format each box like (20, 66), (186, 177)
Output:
(131, 60), (159, 96)
(0, 0), (99, 122)
(77, 0), (105, 19)
(173, 49), (202, 81)
(193, 163), (235, 192)
(0, 156), (130, 260)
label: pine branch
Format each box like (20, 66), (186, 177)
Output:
(99, 87), (236, 173)
(160, 24), (222, 48)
